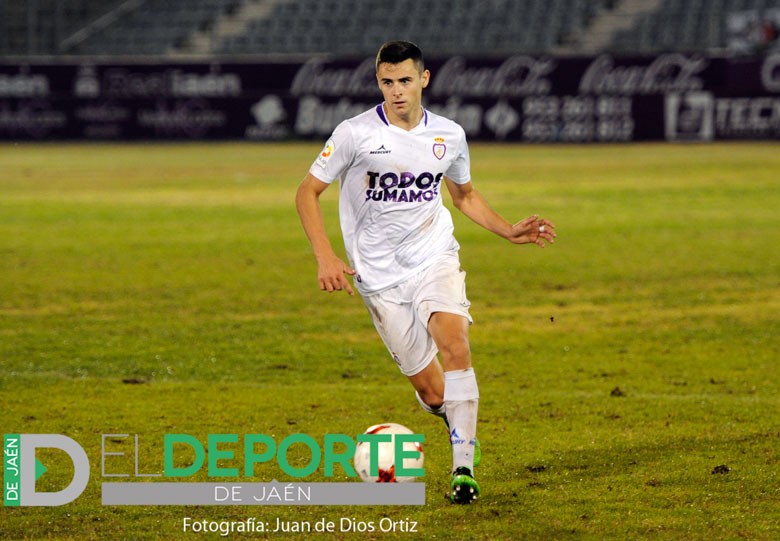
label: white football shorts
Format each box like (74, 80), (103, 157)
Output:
(362, 252), (472, 377)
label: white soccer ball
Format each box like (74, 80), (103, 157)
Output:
(353, 423), (424, 483)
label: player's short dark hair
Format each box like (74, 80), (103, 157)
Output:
(375, 41), (424, 73)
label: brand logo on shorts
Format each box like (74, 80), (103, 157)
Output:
(432, 137), (446, 160)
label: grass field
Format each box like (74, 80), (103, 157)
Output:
(1, 141), (779, 540)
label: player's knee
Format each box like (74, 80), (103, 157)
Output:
(438, 339), (471, 369)
(417, 387), (444, 409)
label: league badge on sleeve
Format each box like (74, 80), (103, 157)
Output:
(317, 139), (335, 166)
(432, 137), (446, 160)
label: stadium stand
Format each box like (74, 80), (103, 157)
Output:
(0, 0), (123, 55)
(1, 0), (779, 57)
(214, 0), (612, 56)
(1, 0), (612, 56)
(71, 0), (243, 56)
(608, 0), (780, 53)
(0, 0), (241, 56)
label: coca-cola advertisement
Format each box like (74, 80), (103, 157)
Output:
(1, 53), (778, 141)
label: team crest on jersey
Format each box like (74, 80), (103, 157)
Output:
(432, 137), (446, 160)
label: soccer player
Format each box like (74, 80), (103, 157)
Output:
(296, 41), (556, 504)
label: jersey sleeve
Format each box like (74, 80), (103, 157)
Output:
(445, 127), (471, 184)
(308, 120), (355, 184)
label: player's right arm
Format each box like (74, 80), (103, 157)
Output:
(295, 173), (356, 295)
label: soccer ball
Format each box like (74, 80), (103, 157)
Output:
(353, 423), (424, 483)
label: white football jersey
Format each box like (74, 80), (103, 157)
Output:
(309, 104), (471, 295)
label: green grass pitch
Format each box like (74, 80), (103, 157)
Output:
(1, 141), (779, 540)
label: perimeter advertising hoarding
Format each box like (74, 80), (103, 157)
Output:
(1, 53), (779, 141)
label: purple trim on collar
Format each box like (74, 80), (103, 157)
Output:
(376, 104), (428, 127)
(376, 104), (389, 126)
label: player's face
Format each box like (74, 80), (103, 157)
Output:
(376, 59), (430, 128)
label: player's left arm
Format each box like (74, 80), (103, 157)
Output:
(444, 176), (557, 247)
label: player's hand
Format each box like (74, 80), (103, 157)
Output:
(507, 215), (557, 247)
(317, 254), (356, 296)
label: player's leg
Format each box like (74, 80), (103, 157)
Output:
(407, 356), (446, 420)
(428, 312), (481, 503)
(362, 256), (479, 502)
(362, 282), (446, 419)
(408, 359), (481, 468)
(428, 312), (478, 468)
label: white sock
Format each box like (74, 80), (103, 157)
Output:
(415, 391), (447, 421)
(444, 368), (479, 473)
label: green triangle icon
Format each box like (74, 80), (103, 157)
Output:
(35, 458), (48, 481)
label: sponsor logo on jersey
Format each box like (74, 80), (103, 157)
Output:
(369, 144), (392, 155)
(364, 170), (443, 203)
(432, 137), (446, 160)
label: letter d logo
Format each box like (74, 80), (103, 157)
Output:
(4, 434), (90, 506)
